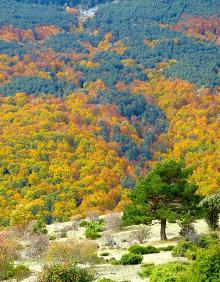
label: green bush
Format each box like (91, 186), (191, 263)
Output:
(175, 244), (220, 282)
(100, 252), (110, 257)
(79, 220), (89, 227)
(128, 245), (160, 255)
(120, 253), (143, 265)
(158, 245), (174, 251)
(1, 264), (31, 281)
(198, 233), (218, 249)
(109, 258), (120, 265)
(33, 218), (48, 234)
(1, 262), (14, 280)
(190, 245), (220, 282)
(60, 231), (67, 238)
(85, 228), (101, 240)
(185, 249), (197, 261)
(172, 241), (195, 257)
(13, 265), (31, 281)
(38, 263), (94, 282)
(85, 221), (103, 240)
(49, 234), (56, 241)
(149, 262), (189, 282)
(139, 263), (155, 278)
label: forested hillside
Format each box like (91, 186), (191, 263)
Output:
(0, 0), (219, 226)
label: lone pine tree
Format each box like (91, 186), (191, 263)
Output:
(122, 159), (202, 240)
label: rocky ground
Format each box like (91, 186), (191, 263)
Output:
(9, 218), (209, 282)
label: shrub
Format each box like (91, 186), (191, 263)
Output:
(149, 262), (189, 282)
(190, 245), (220, 281)
(103, 233), (116, 248)
(60, 231), (67, 238)
(185, 249), (197, 261)
(105, 213), (122, 231)
(79, 220), (89, 227)
(172, 241), (195, 257)
(158, 245), (174, 251)
(139, 263), (155, 278)
(179, 222), (197, 241)
(120, 253), (143, 265)
(0, 264), (31, 281)
(85, 221), (103, 240)
(109, 258), (120, 265)
(26, 234), (49, 258)
(85, 228), (101, 240)
(13, 265), (31, 281)
(33, 218), (47, 234)
(198, 233), (218, 249)
(0, 235), (20, 280)
(38, 263), (94, 282)
(129, 225), (150, 244)
(0, 262), (14, 280)
(100, 252), (110, 256)
(46, 239), (98, 265)
(128, 245), (160, 255)
(49, 234), (56, 240)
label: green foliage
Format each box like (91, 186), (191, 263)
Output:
(0, 40), (27, 57)
(158, 245), (174, 251)
(12, 265), (31, 281)
(139, 264), (155, 278)
(120, 253), (143, 265)
(172, 241), (196, 257)
(85, 221), (103, 240)
(147, 245), (220, 281)
(93, 89), (166, 161)
(33, 218), (48, 234)
(122, 159), (202, 239)
(122, 205), (153, 226)
(172, 233), (219, 261)
(199, 194), (220, 230)
(0, 262), (15, 280)
(149, 262), (189, 282)
(175, 244), (220, 282)
(38, 264), (94, 282)
(0, 264), (31, 281)
(0, 76), (75, 97)
(128, 245), (160, 255)
(88, 0), (220, 87)
(0, 0), (78, 30)
(79, 220), (89, 227)
(100, 252), (109, 257)
(188, 245), (220, 282)
(18, 0), (114, 9)
(49, 235), (56, 241)
(198, 233), (218, 249)
(45, 32), (91, 54)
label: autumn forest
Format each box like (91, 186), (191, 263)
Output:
(0, 0), (219, 228)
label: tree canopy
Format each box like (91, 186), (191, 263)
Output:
(122, 159), (202, 240)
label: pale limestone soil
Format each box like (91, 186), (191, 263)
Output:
(13, 220), (209, 281)
(94, 264), (144, 282)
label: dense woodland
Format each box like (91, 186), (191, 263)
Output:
(0, 0), (219, 227)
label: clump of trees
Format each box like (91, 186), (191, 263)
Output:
(0, 0), (78, 30)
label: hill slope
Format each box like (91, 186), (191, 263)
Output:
(0, 0), (219, 225)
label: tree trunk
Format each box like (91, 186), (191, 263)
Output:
(160, 219), (167, 240)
